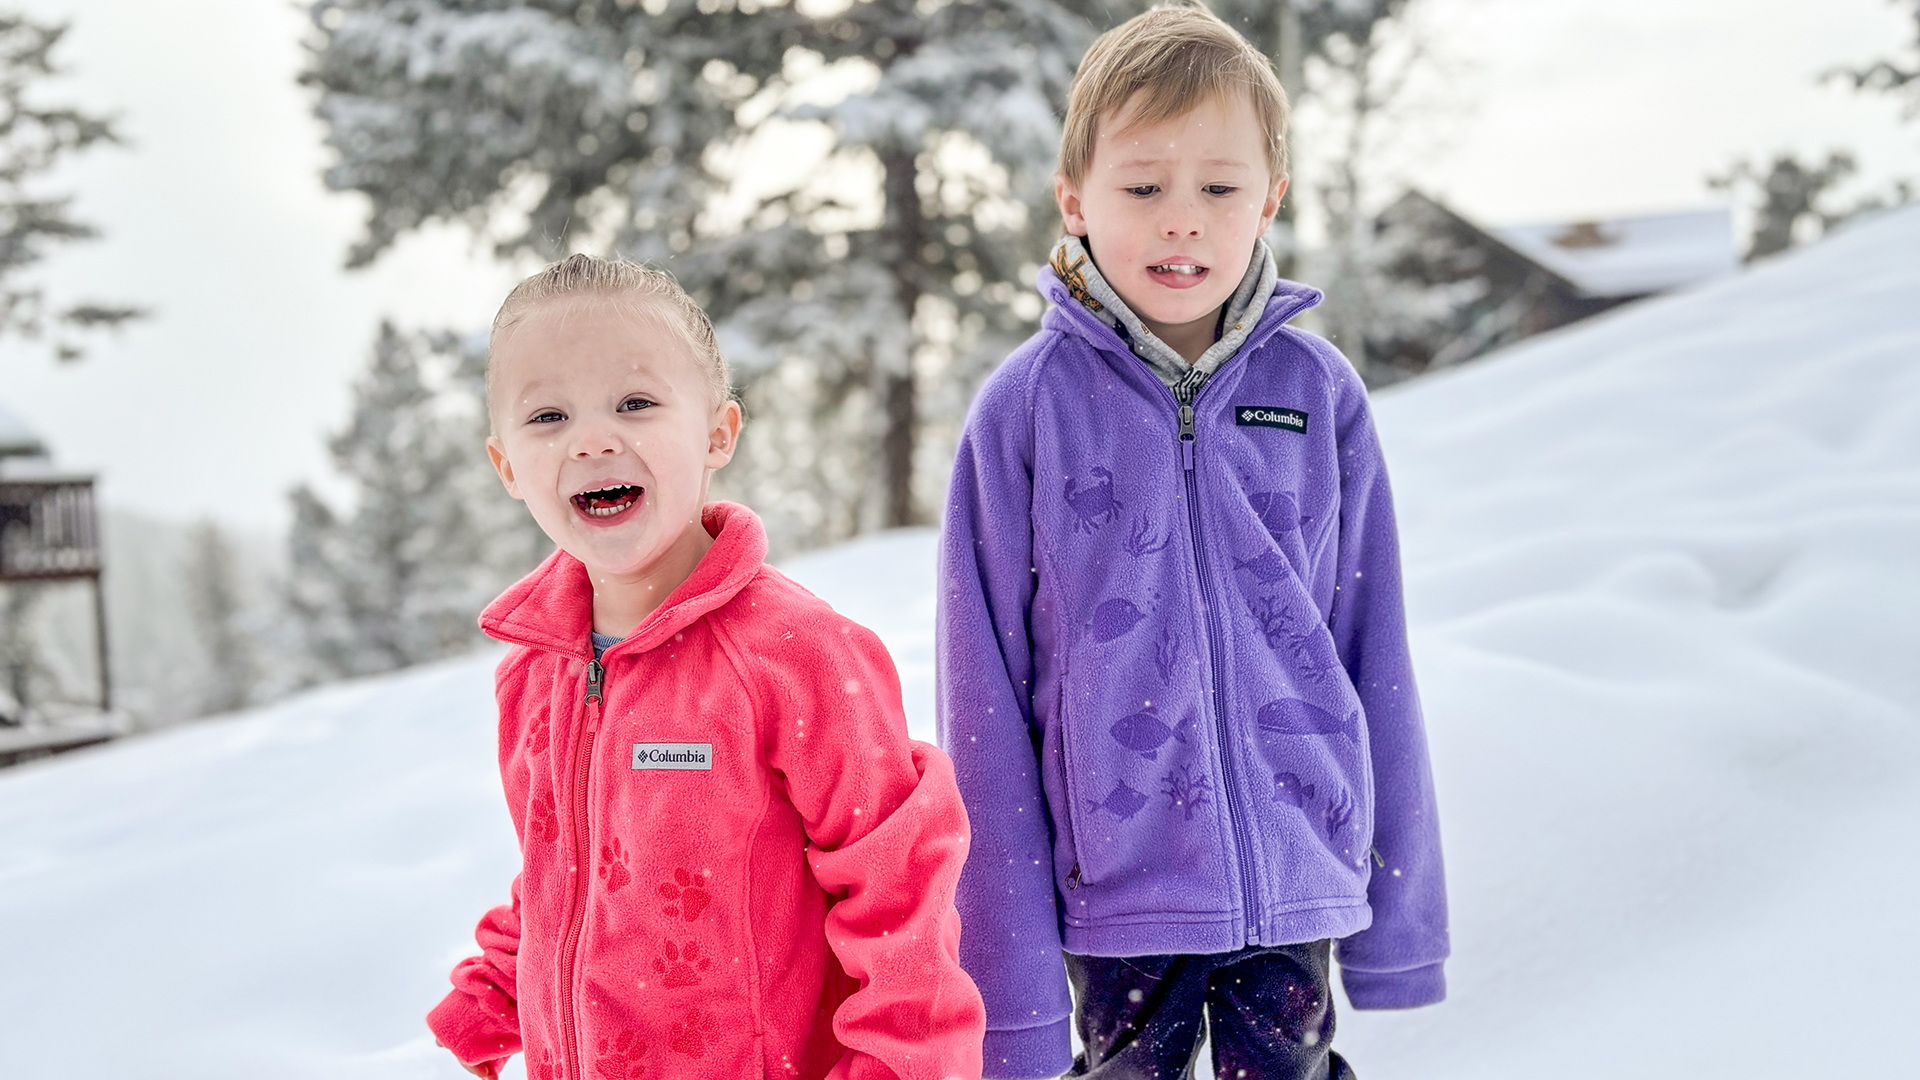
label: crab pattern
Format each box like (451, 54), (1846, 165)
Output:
(1064, 466), (1123, 532)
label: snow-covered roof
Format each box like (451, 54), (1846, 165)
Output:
(1491, 207), (1737, 299)
(0, 400), (47, 457)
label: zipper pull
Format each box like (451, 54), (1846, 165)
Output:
(585, 659), (604, 706)
(1179, 404), (1196, 470)
(1065, 862), (1082, 890)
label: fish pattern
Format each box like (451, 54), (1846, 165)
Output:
(1255, 698), (1357, 742)
(1108, 708), (1191, 761)
(1231, 550), (1294, 586)
(1086, 598), (1148, 643)
(1086, 781), (1151, 821)
(1248, 490), (1305, 539)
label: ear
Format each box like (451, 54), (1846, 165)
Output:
(487, 435), (524, 501)
(1259, 172), (1289, 235)
(1055, 173), (1089, 237)
(705, 399), (743, 470)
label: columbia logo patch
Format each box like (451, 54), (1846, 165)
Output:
(632, 743), (713, 770)
(1235, 405), (1309, 433)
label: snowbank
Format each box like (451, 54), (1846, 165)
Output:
(3, 206), (1918, 1078)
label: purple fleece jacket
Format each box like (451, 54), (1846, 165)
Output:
(937, 266), (1449, 1079)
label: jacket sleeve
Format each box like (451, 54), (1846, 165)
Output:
(760, 615), (988, 1080)
(1323, 356), (1451, 1009)
(426, 649), (534, 1076)
(937, 357), (1076, 1079)
(427, 884), (524, 1077)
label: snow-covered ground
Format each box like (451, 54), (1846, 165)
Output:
(4, 205), (1918, 1078)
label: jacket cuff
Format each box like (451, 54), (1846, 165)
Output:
(1341, 961), (1446, 1010)
(982, 1017), (1074, 1079)
(426, 986), (520, 1076)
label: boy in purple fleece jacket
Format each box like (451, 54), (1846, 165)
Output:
(936, 8), (1448, 1079)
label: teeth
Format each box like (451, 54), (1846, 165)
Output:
(1152, 264), (1205, 275)
(575, 485), (640, 517)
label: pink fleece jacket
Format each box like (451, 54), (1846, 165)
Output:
(428, 502), (985, 1080)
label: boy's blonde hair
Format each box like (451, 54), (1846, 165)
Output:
(488, 253), (733, 421)
(1059, 4), (1290, 186)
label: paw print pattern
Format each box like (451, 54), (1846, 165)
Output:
(532, 1051), (559, 1080)
(523, 714), (551, 756)
(528, 792), (560, 844)
(599, 837), (632, 894)
(657, 868), (712, 921)
(594, 1030), (649, 1079)
(668, 1006), (717, 1059)
(653, 939), (713, 987)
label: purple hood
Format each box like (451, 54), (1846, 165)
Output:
(937, 266), (1449, 1078)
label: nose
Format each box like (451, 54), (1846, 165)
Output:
(568, 421), (623, 460)
(1160, 191), (1203, 240)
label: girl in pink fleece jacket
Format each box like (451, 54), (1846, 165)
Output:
(428, 254), (985, 1080)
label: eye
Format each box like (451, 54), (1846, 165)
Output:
(1125, 184), (1159, 198)
(1203, 184), (1237, 197)
(529, 409), (565, 424)
(618, 396), (655, 413)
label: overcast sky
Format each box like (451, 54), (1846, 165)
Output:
(3, 0), (1916, 535)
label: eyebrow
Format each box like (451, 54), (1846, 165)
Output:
(1113, 157), (1253, 170)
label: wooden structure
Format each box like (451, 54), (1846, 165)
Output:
(0, 402), (115, 765)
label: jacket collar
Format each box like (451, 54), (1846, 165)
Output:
(479, 501), (768, 659)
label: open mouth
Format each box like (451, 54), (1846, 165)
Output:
(1147, 262), (1208, 288)
(571, 484), (643, 519)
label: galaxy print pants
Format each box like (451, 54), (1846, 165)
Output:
(1063, 940), (1353, 1080)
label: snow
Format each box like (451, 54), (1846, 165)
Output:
(1492, 206), (1739, 298)
(0, 399), (46, 457)
(3, 205), (1918, 1077)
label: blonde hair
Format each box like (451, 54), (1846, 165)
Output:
(1059, 4), (1290, 187)
(488, 253), (732, 420)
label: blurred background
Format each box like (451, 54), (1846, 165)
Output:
(1, 1), (1916, 1077)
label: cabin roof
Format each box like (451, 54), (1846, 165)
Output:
(1490, 207), (1738, 299)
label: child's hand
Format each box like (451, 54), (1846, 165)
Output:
(434, 1038), (495, 1079)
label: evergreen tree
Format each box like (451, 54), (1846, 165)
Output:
(1831, 0), (1920, 119)
(287, 322), (543, 681)
(303, 0), (1097, 546)
(1710, 151), (1860, 261)
(0, 11), (143, 362)
(0, 581), (52, 722)
(181, 520), (261, 715)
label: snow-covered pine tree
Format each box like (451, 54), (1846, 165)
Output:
(698, 0), (1101, 539)
(0, 581), (53, 722)
(1208, 0), (1412, 277)
(1269, 0), (1483, 386)
(0, 10), (143, 362)
(286, 321), (532, 681)
(1709, 151), (1861, 261)
(1831, 0), (1919, 119)
(302, 0), (1102, 549)
(181, 519), (261, 716)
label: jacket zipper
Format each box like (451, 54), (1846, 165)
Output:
(559, 658), (603, 1080)
(1175, 385), (1263, 944)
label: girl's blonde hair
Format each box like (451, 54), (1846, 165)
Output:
(488, 253), (733, 419)
(1059, 4), (1290, 186)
